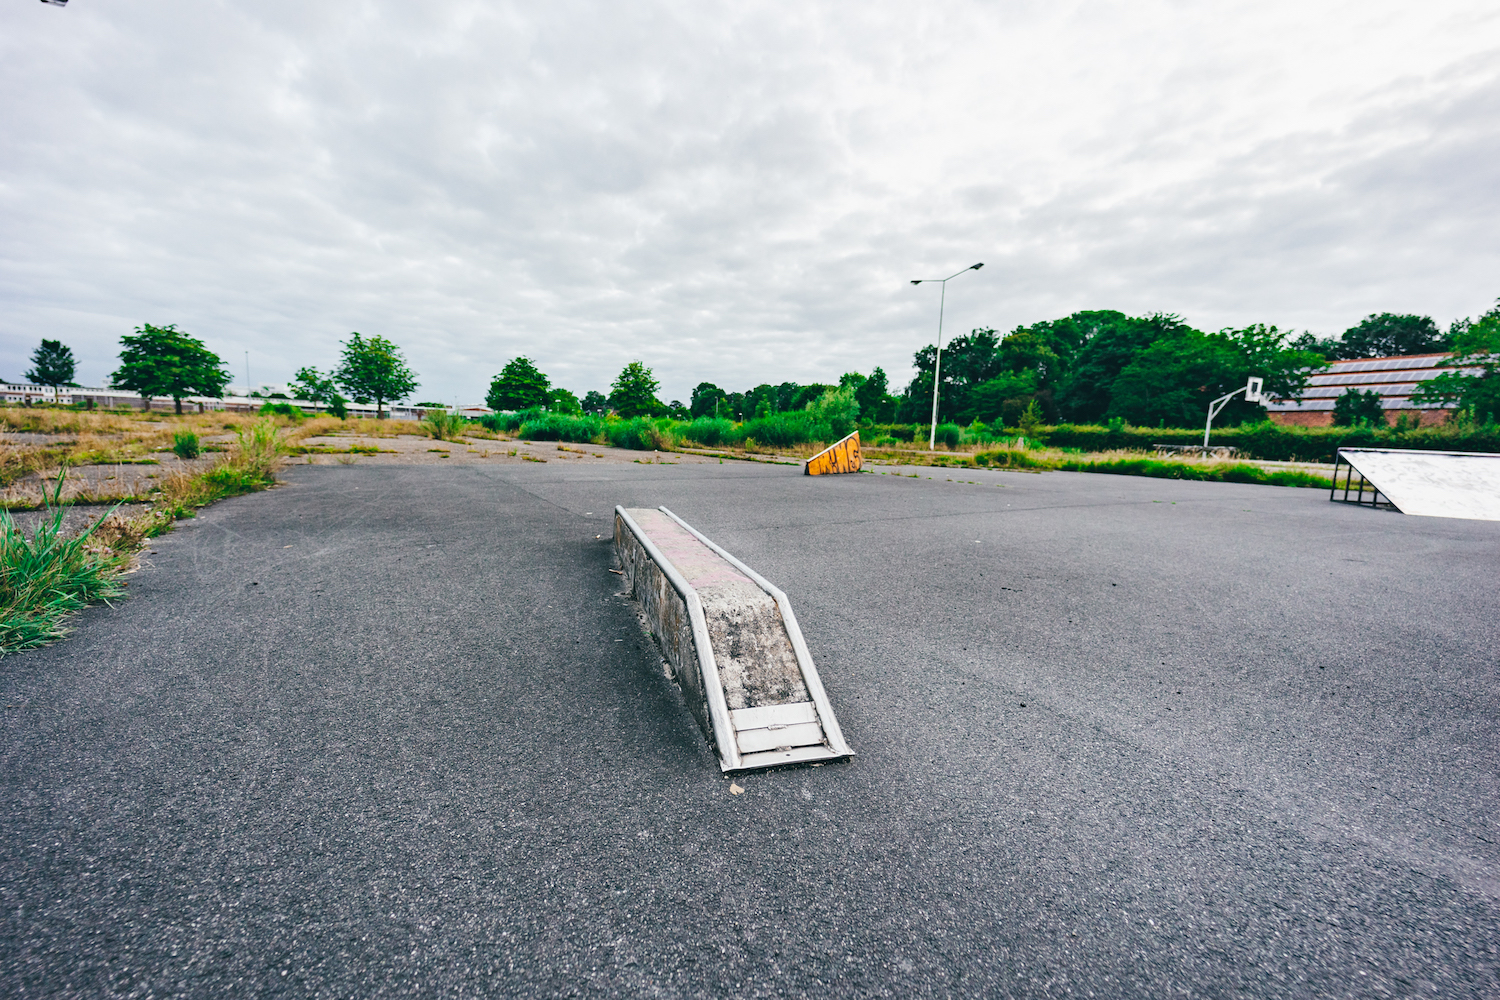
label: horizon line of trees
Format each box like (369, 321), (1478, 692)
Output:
(488, 303), (1496, 431)
(15, 327), (421, 418)
(15, 300), (1497, 428)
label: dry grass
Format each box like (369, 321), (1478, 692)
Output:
(0, 418), (289, 654)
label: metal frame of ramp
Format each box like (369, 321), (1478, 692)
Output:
(613, 506), (854, 771)
(1331, 448), (1500, 521)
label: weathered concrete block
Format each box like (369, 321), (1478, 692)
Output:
(613, 506), (853, 771)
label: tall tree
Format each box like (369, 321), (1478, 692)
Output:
(581, 390), (609, 414)
(853, 367), (895, 422)
(290, 366), (347, 416)
(335, 333), (417, 419)
(548, 387), (582, 414)
(1335, 313), (1448, 359)
(690, 382), (726, 418)
(110, 323), (231, 414)
(1412, 299), (1500, 423)
(609, 361), (662, 417)
(1057, 313), (1184, 422)
(26, 339), (78, 388)
(1106, 324), (1324, 428)
(486, 356), (551, 411)
(899, 328), (1009, 424)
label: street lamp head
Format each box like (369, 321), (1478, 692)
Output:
(971, 263), (984, 270)
(910, 280), (922, 285)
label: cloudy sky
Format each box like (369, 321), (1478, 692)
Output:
(3, 0), (1498, 405)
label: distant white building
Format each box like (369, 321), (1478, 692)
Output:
(1, 381), (428, 420)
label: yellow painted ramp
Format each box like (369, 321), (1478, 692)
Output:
(804, 431), (862, 475)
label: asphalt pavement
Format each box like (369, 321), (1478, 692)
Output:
(2, 460), (1497, 998)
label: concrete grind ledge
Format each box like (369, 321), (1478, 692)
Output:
(614, 505), (854, 772)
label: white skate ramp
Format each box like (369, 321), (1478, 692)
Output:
(1340, 449), (1500, 521)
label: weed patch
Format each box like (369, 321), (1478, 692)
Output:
(0, 476), (127, 653)
(1, 421), (288, 654)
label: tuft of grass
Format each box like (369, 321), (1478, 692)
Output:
(421, 408), (468, 442)
(172, 430), (200, 460)
(0, 474), (127, 654)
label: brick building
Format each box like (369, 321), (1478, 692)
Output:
(1265, 354), (1476, 427)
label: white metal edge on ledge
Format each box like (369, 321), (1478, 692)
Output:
(657, 506), (854, 760)
(613, 506), (742, 770)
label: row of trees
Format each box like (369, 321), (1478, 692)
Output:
(883, 306), (1490, 429)
(487, 358), (673, 418)
(19, 301), (1495, 429)
(480, 303), (1496, 431)
(18, 326), (420, 417)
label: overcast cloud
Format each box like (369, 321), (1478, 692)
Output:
(3, 0), (1498, 404)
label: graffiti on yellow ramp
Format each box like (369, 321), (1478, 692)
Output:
(805, 431), (862, 475)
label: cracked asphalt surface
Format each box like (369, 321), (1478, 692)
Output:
(2, 461), (1497, 997)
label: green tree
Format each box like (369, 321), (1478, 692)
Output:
(548, 387), (582, 414)
(1289, 331), (1342, 358)
(746, 383), (779, 418)
(968, 371), (1039, 426)
(1412, 300), (1500, 423)
(26, 339), (78, 388)
(900, 329), (1011, 424)
(1058, 313), (1184, 422)
(290, 366), (347, 416)
(335, 333), (418, 419)
(1106, 325), (1323, 428)
(690, 381), (726, 418)
(581, 390), (609, 414)
(853, 367), (892, 422)
(805, 386), (860, 438)
(609, 361), (662, 417)
(1334, 313), (1448, 359)
(486, 357), (551, 411)
(110, 323), (231, 414)
(1332, 388), (1387, 426)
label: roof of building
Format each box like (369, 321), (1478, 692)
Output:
(1266, 353), (1480, 412)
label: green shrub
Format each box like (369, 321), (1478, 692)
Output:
(678, 417), (737, 447)
(519, 412), (605, 442)
(1038, 420), (1499, 462)
(605, 417), (673, 450)
(0, 476), (127, 654)
(805, 386), (859, 439)
(482, 407), (548, 433)
(258, 401), (304, 420)
(172, 430), (200, 459)
(1057, 457), (1330, 488)
(933, 423), (961, 448)
(421, 408), (467, 441)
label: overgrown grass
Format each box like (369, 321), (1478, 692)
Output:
(481, 406), (857, 452)
(420, 409), (469, 442)
(1054, 456), (1332, 488)
(521, 412), (607, 443)
(0, 475), (127, 653)
(883, 443), (1333, 488)
(172, 430), (200, 459)
(0, 420), (289, 654)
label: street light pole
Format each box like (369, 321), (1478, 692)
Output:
(911, 263), (984, 449)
